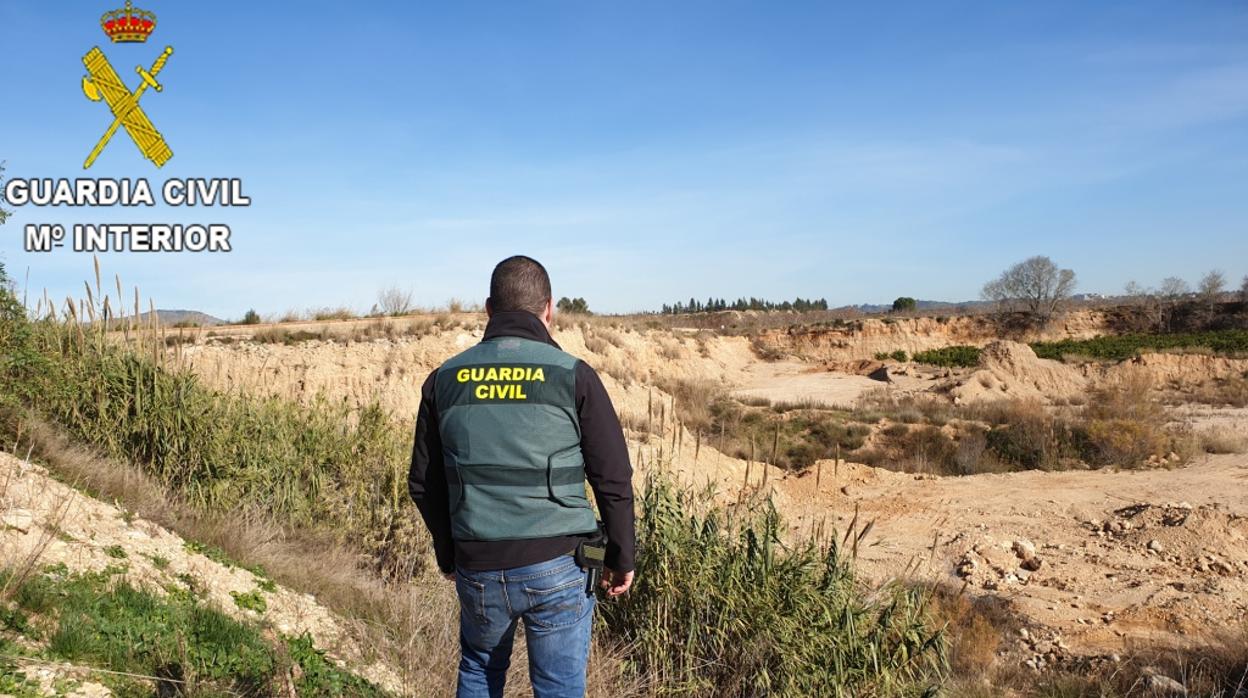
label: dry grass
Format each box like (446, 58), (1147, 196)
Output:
(1186, 374), (1248, 408)
(1198, 428), (1248, 455)
(656, 339), (685, 360)
(1084, 374), (1178, 467)
(252, 327), (330, 345)
(311, 307), (358, 322)
(583, 334), (611, 355)
(925, 584), (1017, 677)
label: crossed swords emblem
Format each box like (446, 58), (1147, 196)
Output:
(81, 45), (174, 169)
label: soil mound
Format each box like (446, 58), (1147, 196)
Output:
(949, 340), (1088, 404)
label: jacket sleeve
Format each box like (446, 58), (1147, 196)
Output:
(575, 361), (636, 573)
(409, 370), (455, 574)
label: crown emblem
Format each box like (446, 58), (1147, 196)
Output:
(100, 1), (157, 43)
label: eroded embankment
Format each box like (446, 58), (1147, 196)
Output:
(753, 310), (1110, 362)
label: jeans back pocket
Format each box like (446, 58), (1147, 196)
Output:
(522, 568), (586, 630)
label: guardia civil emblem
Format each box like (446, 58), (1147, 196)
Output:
(81, 1), (174, 169)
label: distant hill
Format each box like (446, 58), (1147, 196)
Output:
(137, 309), (227, 327)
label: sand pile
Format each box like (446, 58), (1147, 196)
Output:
(948, 340), (1088, 404)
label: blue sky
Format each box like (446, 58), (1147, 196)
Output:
(1, 1), (1246, 318)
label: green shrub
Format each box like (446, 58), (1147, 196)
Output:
(911, 346), (982, 368)
(890, 349), (909, 362)
(892, 297), (917, 312)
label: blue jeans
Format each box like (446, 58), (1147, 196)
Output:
(455, 554), (595, 698)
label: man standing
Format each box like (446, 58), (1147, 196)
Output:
(409, 255), (636, 698)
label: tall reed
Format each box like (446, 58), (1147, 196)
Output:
(599, 472), (947, 697)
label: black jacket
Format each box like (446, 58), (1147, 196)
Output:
(408, 311), (636, 573)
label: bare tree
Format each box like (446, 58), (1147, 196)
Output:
(1241, 276), (1248, 303)
(1123, 280), (1149, 300)
(981, 255), (1077, 321)
(1159, 277), (1190, 300)
(377, 285), (414, 316)
(1198, 269), (1226, 301)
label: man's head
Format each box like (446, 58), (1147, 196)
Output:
(487, 255), (553, 326)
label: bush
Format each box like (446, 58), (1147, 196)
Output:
(598, 474), (946, 696)
(912, 346), (982, 368)
(975, 400), (1087, 471)
(890, 349), (909, 362)
(241, 309), (262, 325)
(1082, 374), (1177, 467)
(892, 297), (917, 312)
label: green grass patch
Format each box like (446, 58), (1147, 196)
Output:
(230, 588), (268, 614)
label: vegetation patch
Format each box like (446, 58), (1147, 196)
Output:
(1031, 329), (1248, 362)
(230, 588), (268, 614)
(0, 567), (384, 697)
(664, 380), (869, 470)
(912, 345), (982, 368)
(599, 474), (947, 696)
(851, 378), (1183, 475)
(0, 291), (425, 580)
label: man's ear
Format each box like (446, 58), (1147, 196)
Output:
(542, 298), (554, 327)
(485, 298), (494, 318)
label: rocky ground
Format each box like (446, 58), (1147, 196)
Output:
(776, 447), (1248, 664)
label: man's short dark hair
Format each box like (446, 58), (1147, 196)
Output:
(489, 256), (552, 316)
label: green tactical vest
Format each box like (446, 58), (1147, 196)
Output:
(434, 336), (598, 542)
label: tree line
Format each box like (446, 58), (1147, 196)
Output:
(660, 297), (829, 315)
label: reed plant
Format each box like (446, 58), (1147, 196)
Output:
(599, 473), (947, 697)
